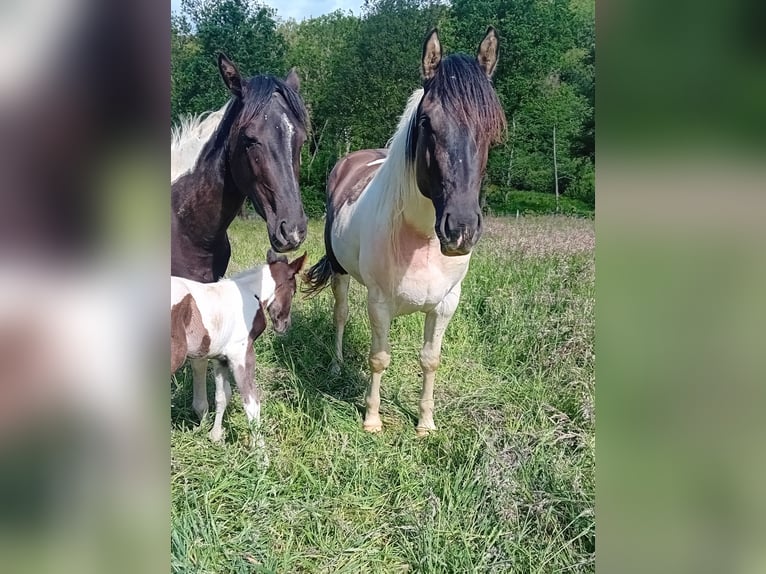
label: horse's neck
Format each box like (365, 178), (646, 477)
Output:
(231, 266), (275, 305)
(374, 161), (435, 241)
(399, 185), (436, 239)
(171, 106), (228, 182)
(174, 151), (244, 237)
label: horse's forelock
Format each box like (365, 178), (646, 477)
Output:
(236, 75), (309, 133)
(426, 54), (507, 144)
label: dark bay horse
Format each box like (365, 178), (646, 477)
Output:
(303, 28), (506, 434)
(171, 54), (309, 282)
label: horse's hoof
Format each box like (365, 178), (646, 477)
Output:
(415, 425), (436, 437)
(209, 430), (225, 444)
(329, 361), (341, 375)
(363, 422), (383, 433)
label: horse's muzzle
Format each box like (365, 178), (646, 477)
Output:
(270, 216), (308, 253)
(436, 210), (482, 256)
(439, 240), (474, 257)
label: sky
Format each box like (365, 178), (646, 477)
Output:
(170, 0), (367, 22)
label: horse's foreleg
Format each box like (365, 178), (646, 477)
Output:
(364, 296), (392, 432)
(331, 274), (351, 374)
(190, 358), (209, 420)
(209, 360), (232, 444)
(417, 286), (461, 436)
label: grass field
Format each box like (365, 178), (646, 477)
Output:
(171, 215), (595, 573)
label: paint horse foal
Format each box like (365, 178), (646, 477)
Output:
(171, 251), (307, 444)
(304, 28), (506, 435)
(171, 53), (309, 283)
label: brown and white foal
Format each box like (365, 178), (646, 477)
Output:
(171, 250), (307, 444)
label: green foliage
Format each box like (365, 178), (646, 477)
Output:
(171, 0), (287, 122)
(170, 0), (596, 213)
(172, 216), (595, 572)
(484, 188), (594, 217)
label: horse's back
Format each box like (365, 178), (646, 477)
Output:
(322, 149), (388, 277)
(327, 149), (387, 212)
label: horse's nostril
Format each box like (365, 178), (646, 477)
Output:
(277, 220), (289, 244)
(440, 212), (450, 239)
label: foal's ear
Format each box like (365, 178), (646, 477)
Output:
(284, 67), (301, 92)
(476, 26), (499, 79)
(421, 28), (442, 81)
(289, 252), (308, 275)
(218, 53), (243, 99)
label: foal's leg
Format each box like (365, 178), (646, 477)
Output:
(364, 295), (392, 432)
(230, 343), (263, 447)
(190, 358), (209, 420)
(209, 360), (232, 444)
(331, 274), (351, 374)
(417, 285), (461, 436)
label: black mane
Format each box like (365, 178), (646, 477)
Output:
(407, 54), (506, 160)
(202, 74), (309, 163)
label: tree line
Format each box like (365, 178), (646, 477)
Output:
(172, 0), (595, 216)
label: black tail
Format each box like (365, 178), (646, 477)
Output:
(301, 255), (334, 297)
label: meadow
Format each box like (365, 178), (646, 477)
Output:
(171, 215), (595, 573)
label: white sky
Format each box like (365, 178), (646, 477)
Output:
(170, 0), (366, 22)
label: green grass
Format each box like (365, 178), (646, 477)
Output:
(171, 216), (595, 573)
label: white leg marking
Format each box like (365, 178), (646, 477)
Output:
(209, 361), (231, 444)
(364, 296), (392, 432)
(416, 285), (461, 436)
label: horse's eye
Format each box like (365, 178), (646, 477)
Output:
(242, 135), (259, 149)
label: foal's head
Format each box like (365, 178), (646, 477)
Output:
(409, 28), (506, 256)
(265, 249), (307, 334)
(218, 54), (309, 253)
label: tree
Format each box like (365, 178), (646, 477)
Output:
(171, 0), (286, 122)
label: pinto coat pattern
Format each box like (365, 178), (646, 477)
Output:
(171, 251), (306, 444)
(303, 28), (505, 435)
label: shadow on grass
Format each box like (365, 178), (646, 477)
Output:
(170, 363), (201, 431)
(268, 299), (371, 422)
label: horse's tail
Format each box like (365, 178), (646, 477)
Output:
(302, 255), (334, 297)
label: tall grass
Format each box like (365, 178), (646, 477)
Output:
(171, 216), (594, 573)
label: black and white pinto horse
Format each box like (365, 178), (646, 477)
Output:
(304, 28), (506, 434)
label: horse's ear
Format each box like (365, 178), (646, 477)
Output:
(477, 26), (499, 79)
(284, 67), (301, 92)
(421, 28), (442, 81)
(218, 53), (243, 99)
(290, 252), (308, 275)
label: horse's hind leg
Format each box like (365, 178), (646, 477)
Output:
(190, 358), (209, 420)
(364, 296), (392, 432)
(209, 360), (232, 444)
(417, 285), (461, 436)
(330, 273), (350, 374)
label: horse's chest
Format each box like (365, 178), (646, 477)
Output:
(369, 227), (469, 313)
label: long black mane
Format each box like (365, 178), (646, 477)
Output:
(407, 54), (506, 160)
(201, 74), (309, 165)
